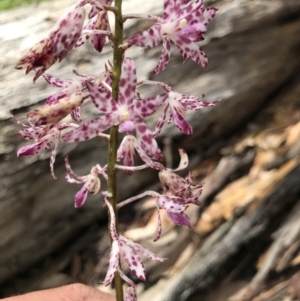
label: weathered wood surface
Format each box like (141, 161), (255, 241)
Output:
(0, 0), (300, 295)
(138, 76), (300, 301)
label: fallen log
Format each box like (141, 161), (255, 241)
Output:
(0, 0), (300, 290)
(140, 162), (300, 301)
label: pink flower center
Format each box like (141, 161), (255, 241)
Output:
(119, 120), (136, 133)
(161, 19), (187, 35)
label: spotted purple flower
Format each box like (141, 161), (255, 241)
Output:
(117, 135), (163, 172)
(103, 199), (165, 286)
(158, 149), (203, 205)
(159, 195), (191, 222)
(117, 150), (200, 240)
(140, 80), (219, 136)
(117, 188), (192, 242)
(16, 3), (86, 81)
(152, 192), (193, 241)
(65, 157), (107, 207)
(75, 6), (111, 52)
(119, 149), (203, 204)
(127, 0), (216, 74)
(62, 58), (166, 160)
(12, 113), (75, 179)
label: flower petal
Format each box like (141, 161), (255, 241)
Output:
(118, 57), (136, 107)
(76, 10), (110, 52)
(65, 173), (83, 184)
(46, 91), (68, 104)
(117, 268), (137, 301)
(134, 139), (161, 169)
(119, 120), (136, 133)
(62, 114), (116, 142)
(86, 82), (118, 113)
(157, 195), (187, 214)
(88, 0), (112, 18)
(163, 0), (188, 20)
(75, 187), (88, 207)
(103, 240), (120, 286)
(181, 96), (218, 110)
(187, 6), (217, 28)
(51, 5), (86, 62)
(174, 148), (189, 171)
(177, 24), (205, 43)
(120, 235), (166, 262)
(17, 141), (44, 156)
(153, 204), (162, 242)
(17, 125), (50, 140)
(170, 105), (193, 135)
(17, 126), (60, 156)
(159, 169), (187, 193)
(153, 102), (169, 137)
(65, 156), (83, 181)
(167, 212), (191, 227)
(117, 135), (135, 168)
(70, 107), (83, 123)
(42, 74), (73, 88)
(132, 93), (167, 118)
(91, 12), (110, 52)
(187, 100), (216, 110)
(83, 174), (101, 195)
(50, 131), (60, 180)
(135, 121), (163, 160)
(105, 198), (119, 240)
(119, 238), (146, 281)
(75, 14), (98, 48)
(151, 37), (171, 74)
(127, 24), (162, 48)
(16, 38), (56, 82)
(172, 35), (207, 68)
(124, 286), (137, 301)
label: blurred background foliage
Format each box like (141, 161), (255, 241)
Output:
(0, 0), (50, 10)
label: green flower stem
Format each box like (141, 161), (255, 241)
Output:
(107, 0), (124, 300)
